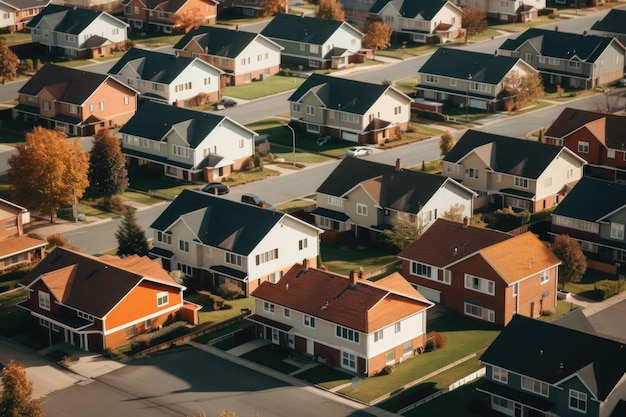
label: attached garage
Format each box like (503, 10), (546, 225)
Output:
(341, 130), (358, 142)
(415, 285), (441, 303)
(469, 98), (488, 110)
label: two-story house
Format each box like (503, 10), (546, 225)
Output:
(313, 157), (475, 245)
(261, 13), (364, 70)
(0, 199), (47, 273)
(544, 108), (626, 182)
(415, 48), (538, 112)
(122, 0), (218, 33)
(479, 315), (626, 417)
(149, 190), (322, 296)
(12, 63), (138, 136)
(119, 101), (256, 182)
(456, 0), (545, 22)
(107, 47), (222, 107)
(399, 218), (560, 326)
(249, 264), (433, 376)
(550, 176), (626, 274)
(217, 0), (273, 17)
(591, 7), (626, 51)
(442, 130), (586, 212)
(497, 28), (626, 89)
(369, 0), (464, 44)
(287, 73), (412, 143)
(0, 0), (52, 33)
(18, 247), (200, 353)
(173, 25), (283, 87)
(27, 4), (128, 58)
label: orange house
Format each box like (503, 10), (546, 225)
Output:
(122, 0), (218, 33)
(19, 247), (200, 353)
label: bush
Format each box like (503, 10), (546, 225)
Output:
(493, 207), (531, 231)
(541, 308), (555, 317)
(280, 68), (292, 76)
(381, 365), (394, 375)
(217, 282), (244, 300)
(415, 109), (447, 122)
(425, 331), (447, 351)
(27, 232), (45, 241)
(594, 281), (620, 300)
(47, 233), (69, 247)
(98, 195), (126, 214)
(241, 157), (255, 172)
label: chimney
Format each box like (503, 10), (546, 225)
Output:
(582, 30), (587, 36)
(302, 258), (308, 271)
(261, 202), (267, 209)
(494, 49), (498, 56)
(358, 267), (364, 280)
(462, 216), (470, 228)
(395, 158), (402, 171)
(349, 270), (357, 286)
(555, 26), (559, 32)
(235, 24), (239, 31)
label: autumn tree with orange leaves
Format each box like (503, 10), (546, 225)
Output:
(264, 0), (285, 16)
(0, 38), (18, 84)
(0, 361), (43, 417)
(362, 20), (392, 60)
(316, 0), (345, 21)
(8, 127), (89, 224)
(174, 8), (206, 33)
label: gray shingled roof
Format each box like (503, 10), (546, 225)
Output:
(261, 13), (360, 44)
(551, 176), (626, 222)
(0, 0), (52, 9)
(369, 0), (448, 20)
(591, 7), (626, 35)
(173, 25), (279, 58)
(150, 189), (284, 255)
(443, 130), (565, 179)
(27, 4), (105, 34)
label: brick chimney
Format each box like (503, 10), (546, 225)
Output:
(395, 158), (402, 171)
(302, 258), (308, 270)
(349, 270), (357, 286)
(358, 267), (364, 280)
(462, 216), (471, 228)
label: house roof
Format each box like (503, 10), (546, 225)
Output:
(150, 189), (287, 256)
(443, 130), (571, 180)
(369, 0), (450, 19)
(498, 28), (620, 62)
(0, 235), (47, 260)
(261, 13), (362, 44)
(251, 265), (432, 333)
(173, 25), (281, 57)
(145, 0), (216, 12)
(20, 247), (182, 318)
(590, 7), (626, 35)
(551, 176), (626, 222)
(27, 4), (124, 33)
(0, 0), (51, 10)
(18, 63), (126, 105)
(544, 107), (626, 151)
(480, 315), (626, 401)
(418, 48), (530, 85)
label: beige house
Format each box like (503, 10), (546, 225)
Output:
(456, 0), (545, 22)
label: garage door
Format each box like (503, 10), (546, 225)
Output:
(416, 285), (441, 303)
(469, 99), (487, 110)
(341, 131), (358, 142)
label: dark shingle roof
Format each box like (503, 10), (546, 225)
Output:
(288, 73), (394, 115)
(443, 130), (565, 179)
(108, 48), (207, 84)
(173, 25), (276, 58)
(545, 107), (626, 150)
(481, 315), (626, 401)
(551, 176), (626, 222)
(1, 0), (52, 10)
(27, 4), (105, 34)
(261, 13), (359, 44)
(418, 48), (527, 84)
(498, 28), (618, 62)
(369, 0), (449, 20)
(591, 8), (626, 35)
(150, 189), (285, 255)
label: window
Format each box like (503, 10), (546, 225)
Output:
(283, 308), (290, 318)
(394, 322), (401, 333)
(524, 52), (534, 62)
(99, 101), (104, 111)
(540, 270), (549, 284)
(156, 291), (168, 307)
(552, 215), (599, 233)
(425, 74), (439, 83)
(309, 44), (319, 53)
(328, 196), (343, 207)
(411, 262), (432, 278)
(336, 326), (360, 343)
(465, 168), (479, 179)
(299, 238), (307, 250)
(68, 104), (78, 114)
(578, 141), (589, 153)
(569, 390), (587, 412)
(179, 263), (193, 277)
(293, 103), (301, 112)
(126, 325), (136, 339)
(356, 203), (368, 216)
(38, 291), (50, 311)
(464, 302), (495, 322)
(342, 351), (356, 371)
(157, 231), (172, 245)
(263, 302), (275, 313)
(450, 78), (457, 86)
(225, 252), (243, 266)
(269, 271), (282, 283)
(492, 366), (508, 383)
(89, 103), (94, 112)
(608, 149), (616, 158)
(521, 376), (549, 396)
(374, 329), (383, 342)
(304, 315), (315, 328)
(385, 349), (395, 364)
(178, 239), (189, 252)
(172, 145), (189, 158)
(124, 96), (129, 105)
(256, 249), (278, 265)
(512, 283), (518, 297)
(465, 274), (495, 295)
(42, 101), (51, 111)
(403, 341), (412, 356)
(306, 105), (315, 116)
(611, 223), (624, 240)
(77, 311), (94, 321)
(514, 177), (529, 189)
(568, 60), (581, 69)
(145, 318), (152, 330)
(239, 139), (244, 148)
(300, 43), (305, 51)
(548, 57), (559, 66)
(5, 218), (16, 229)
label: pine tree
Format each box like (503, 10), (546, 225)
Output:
(88, 128), (129, 199)
(115, 206), (150, 257)
(0, 361), (43, 417)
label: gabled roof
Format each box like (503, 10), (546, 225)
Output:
(481, 315), (626, 401)
(418, 48), (532, 85)
(173, 25), (282, 57)
(261, 13), (363, 44)
(545, 107), (626, 151)
(150, 189), (287, 255)
(251, 265), (432, 333)
(0, 0), (51, 10)
(551, 176), (626, 222)
(370, 0), (452, 20)
(443, 130), (574, 179)
(288, 73), (408, 115)
(145, 0), (216, 12)
(591, 7), (626, 35)
(27, 4), (125, 33)
(18, 63), (128, 105)
(20, 247), (182, 318)
(0, 236), (47, 260)
(498, 28), (622, 62)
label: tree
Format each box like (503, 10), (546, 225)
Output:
(501, 71), (544, 109)
(551, 234), (587, 290)
(264, 0), (284, 17)
(115, 206), (150, 257)
(0, 38), (18, 84)
(462, 8), (488, 39)
(316, 0), (345, 21)
(442, 203), (466, 223)
(88, 128), (129, 201)
(439, 130), (455, 157)
(8, 127), (89, 224)
(383, 217), (425, 250)
(592, 90), (623, 114)
(362, 20), (392, 60)
(0, 361), (44, 417)
(174, 8), (205, 33)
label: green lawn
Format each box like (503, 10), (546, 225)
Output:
(403, 378), (486, 417)
(563, 268), (624, 301)
(222, 75), (305, 100)
(271, 150), (334, 165)
(292, 365), (353, 390)
(320, 243), (398, 276)
(1, 32), (31, 46)
(241, 344), (300, 374)
(0, 288), (30, 337)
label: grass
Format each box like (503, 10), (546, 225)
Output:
(1, 32), (31, 46)
(128, 32), (184, 48)
(222, 75), (306, 100)
(292, 365), (353, 390)
(271, 150), (334, 164)
(275, 198), (316, 214)
(403, 378), (486, 417)
(193, 295), (255, 325)
(193, 321), (254, 345)
(320, 243), (398, 276)
(0, 288), (29, 337)
(563, 268), (624, 301)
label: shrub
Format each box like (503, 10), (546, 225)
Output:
(493, 207), (531, 231)
(221, 303), (233, 310)
(280, 68), (292, 76)
(541, 308), (555, 317)
(27, 232), (45, 241)
(381, 365), (394, 375)
(241, 157), (255, 171)
(217, 282), (244, 300)
(253, 153), (264, 170)
(47, 233), (69, 247)
(98, 195), (126, 214)
(425, 331), (446, 351)
(594, 281), (620, 300)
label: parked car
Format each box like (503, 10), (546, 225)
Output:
(316, 135), (331, 146)
(346, 146), (374, 157)
(200, 183), (230, 195)
(241, 193), (276, 210)
(215, 98), (237, 110)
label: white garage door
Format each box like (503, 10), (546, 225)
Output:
(341, 131), (358, 142)
(469, 99), (487, 110)
(416, 285), (441, 303)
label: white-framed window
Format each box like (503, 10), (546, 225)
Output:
(342, 351), (356, 371)
(179, 263), (193, 277)
(611, 223), (625, 240)
(178, 239), (189, 252)
(492, 366), (508, 383)
(608, 149), (616, 158)
(336, 326), (360, 343)
(425, 74), (439, 83)
(299, 238), (307, 250)
(521, 376), (549, 397)
(283, 308), (290, 318)
(263, 301), (275, 313)
(568, 60), (581, 69)
(42, 101), (51, 111)
(524, 52), (534, 62)
(99, 101), (104, 111)
(465, 274), (495, 295)
(256, 248), (278, 265)
(157, 231), (172, 245)
(465, 168), (479, 179)
(356, 203), (368, 216)
(394, 322), (401, 333)
(540, 270), (550, 284)
(374, 329), (383, 342)
(328, 196), (343, 207)
(411, 262), (432, 278)
(309, 44), (319, 53)
(304, 315), (315, 328)
(293, 103), (301, 113)
(464, 302), (495, 322)
(512, 283), (518, 297)
(89, 103), (94, 112)
(385, 349), (395, 365)
(581, 241), (598, 253)
(578, 141), (589, 153)
(172, 145), (189, 158)
(306, 105), (315, 116)
(156, 291), (169, 307)
(548, 57), (560, 66)
(225, 252), (243, 266)
(126, 325), (136, 339)
(145, 318), (152, 330)
(38, 291), (50, 311)
(514, 177), (529, 188)
(442, 269), (451, 284)
(77, 311), (94, 321)
(552, 215), (599, 233)
(569, 389), (587, 413)
(450, 78), (457, 86)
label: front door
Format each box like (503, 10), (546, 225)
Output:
(306, 339), (314, 355)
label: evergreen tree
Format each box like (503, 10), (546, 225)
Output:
(115, 207), (149, 257)
(0, 361), (43, 417)
(88, 128), (128, 199)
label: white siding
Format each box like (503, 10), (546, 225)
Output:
(236, 38), (282, 73)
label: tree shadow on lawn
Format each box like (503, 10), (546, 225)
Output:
(240, 344), (300, 374)
(377, 381), (437, 412)
(428, 311), (502, 334)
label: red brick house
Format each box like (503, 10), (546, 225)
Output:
(122, 0), (218, 33)
(0, 199), (47, 273)
(398, 218), (561, 326)
(19, 247), (200, 353)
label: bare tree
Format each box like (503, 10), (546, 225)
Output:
(592, 90), (623, 114)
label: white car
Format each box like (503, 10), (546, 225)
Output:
(346, 146), (374, 157)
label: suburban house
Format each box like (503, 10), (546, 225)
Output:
(12, 63), (138, 137)
(107, 47), (222, 107)
(497, 28), (626, 89)
(398, 218), (560, 326)
(550, 176), (626, 275)
(260, 13), (364, 70)
(249, 263), (433, 376)
(173, 25), (283, 87)
(18, 247), (200, 353)
(591, 7), (626, 48)
(122, 0), (218, 33)
(441, 130), (586, 212)
(478, 315), (626, 417)
(0, 199), (47, 273)
(455, 0), (545, 22)
(313, 157), (475, 245)
(368, 0), (464, 44)
(0, 0), (52, 33)
(118, 101), (256, 182)
(27, 4), (128, 58)
(544, 107), (626, 181)
(63, 0), (124, 14)
(149, 189), (322, 296)
(216, 0), (276, 18)
(287, 73), (412, 143)
(415, 48), (539, 112)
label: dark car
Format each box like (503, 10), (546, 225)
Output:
(200, 183), (230, 195)
(241, 193), (276, 210)
(216, 97), (237, 109)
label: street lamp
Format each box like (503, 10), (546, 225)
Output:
(466, 74), (472, 122)
(284, 123), (296, 167)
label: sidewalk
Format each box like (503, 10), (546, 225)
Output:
(571, 288), (626, 317)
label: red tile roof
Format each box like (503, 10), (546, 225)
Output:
(0, 235), (47, 258)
